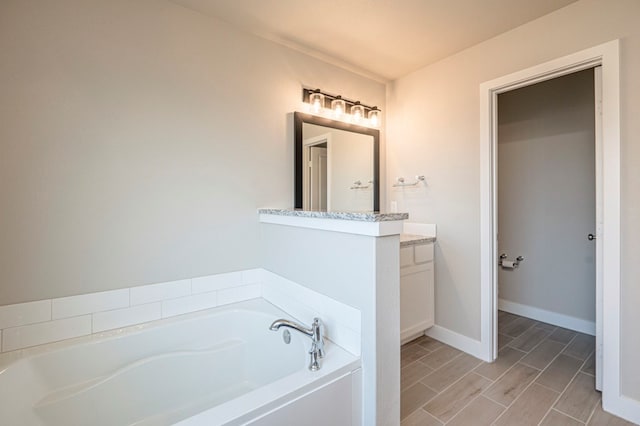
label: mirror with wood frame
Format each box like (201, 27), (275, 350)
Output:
(294, 112), (379, 212)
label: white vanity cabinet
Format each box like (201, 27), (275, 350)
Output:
(400, 240), (435, 344)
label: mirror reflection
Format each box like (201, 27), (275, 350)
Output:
(294, 112), (379, 212)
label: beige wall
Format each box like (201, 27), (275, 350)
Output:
(387, 0), (640, 401)
(0, 0), (385, 306)
(498, 70), (596, 323)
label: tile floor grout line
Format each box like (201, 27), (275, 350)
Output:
(473, 366), (508, 383)
(551, 407), (588, 424)
(583, 398), (601, 425)
(489, 375), (551, 426)
(538, 357), (596, 425)
(490, 322), (564, 425)
(500, 316), (534, 337)
(577, 348), (596, 374)
(511, 324), (556, 351)
(418, 351), (464, 373)
(559, 332), (597, 362)
(415, 358), (487, 421)
(502, 320), (538, 341)
(563, 351), (593, 362)
(419, 407), (444, 425)
(417, 350), (465, 377)
(400, 355), (432, 375)
(420, 381), (441, 395)
(402, 313), (609, 425)
(479, 358), (539, 398)
(529, 341), (582, 394)
(440, 392), (487, 425)
(480, 325), (551, 416)
(482, 392), (510, 409)
(512, 336), (567, 372)
(418, 358), (484, 399)
(418, 347), (464, 371)
(525, 330), (589, 425)
(521, 324), (599, 426)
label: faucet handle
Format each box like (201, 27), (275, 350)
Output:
(312, 318), (325, 359)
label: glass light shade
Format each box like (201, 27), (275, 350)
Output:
(351, 103), (365, 122)
(309, 91), (325, 113)
(331, 96), (346, 118)
(368, 107), (380, 127)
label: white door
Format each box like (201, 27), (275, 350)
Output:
(594, 66), (603, 391)
(309, 146), (328, 211)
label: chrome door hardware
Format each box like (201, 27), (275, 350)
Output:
(588, 233), (596, 240)
(499, 253), (524, 267)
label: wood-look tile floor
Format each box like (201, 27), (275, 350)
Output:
(400, 311), (638, 426)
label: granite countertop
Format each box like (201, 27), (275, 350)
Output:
(400, 233), (436, 247)
(258, 208), (409, 222)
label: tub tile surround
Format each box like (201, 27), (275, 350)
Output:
(129, 279), (192, 305)
(2, 315), (93, 353)
(0, 299), (52, 329)
(161, 291), (219, 318)
(0, 268), (361, 357)
(92, 302), (162, 334)
(52, 288), (130, 319)
(262, 270), (362, 356)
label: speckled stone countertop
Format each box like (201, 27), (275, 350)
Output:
(400, 234), (436, 247)
(258, 209), (409, 222)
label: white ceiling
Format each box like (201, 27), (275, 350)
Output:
(172, 0), (578, 82)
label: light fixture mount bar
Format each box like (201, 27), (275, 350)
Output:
(302, 87), (380, 116)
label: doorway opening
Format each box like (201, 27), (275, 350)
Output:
(479, 40), (622, 417)
(495, 67), (598, 397)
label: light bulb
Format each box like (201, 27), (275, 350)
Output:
(368, 107), (380, 127)
(332, 96), (346, 118)
(309, 91), (324, 114)
(351, 102), (365, 122)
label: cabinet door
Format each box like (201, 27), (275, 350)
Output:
(400, 268), (432, 340)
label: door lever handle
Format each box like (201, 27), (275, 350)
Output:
(588, 233), (596, 241)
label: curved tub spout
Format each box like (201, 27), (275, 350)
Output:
(269, 318), (325, 371)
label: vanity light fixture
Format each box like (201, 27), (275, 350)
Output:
(302, 87), (381, 128)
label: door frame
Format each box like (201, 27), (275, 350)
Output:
(479, 40), (626, 416)
(309, 145), (328, 210)
(302, 133), (332, 210)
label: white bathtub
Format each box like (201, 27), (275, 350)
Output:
(0, 298), (360, 425)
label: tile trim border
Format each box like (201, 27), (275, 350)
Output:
(0, 269), (360, 356)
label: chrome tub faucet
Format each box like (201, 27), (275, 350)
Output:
(269, 318), (325, 371)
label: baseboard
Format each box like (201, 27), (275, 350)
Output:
(424, 325), (486, 361)
(401, 321), (433, 345)
(604, 393), (640, 425)
(498, 299), (595, 336)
